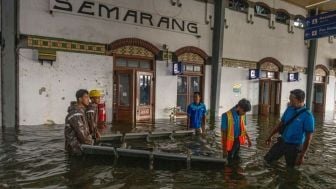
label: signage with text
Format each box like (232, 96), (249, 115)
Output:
(305, 10), (336, 40)
(249, 69), (260, 80)
(173, 62), (183, 75)
(288, 72), (299, 82)
(50, 0), (199, 35)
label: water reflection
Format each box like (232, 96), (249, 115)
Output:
(0, 115), (335, 188)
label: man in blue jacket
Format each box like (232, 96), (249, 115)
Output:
(264, 89), (315, 167)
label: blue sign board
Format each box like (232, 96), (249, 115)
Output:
(172, 62), (183, 75)
(249, 69), (260, 80)
(306, 10), (336, 28)
(305, 25), (336, 40)
(305, 10), (336, 40)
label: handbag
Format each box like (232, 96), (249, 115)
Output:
(279, 108), (307, 135)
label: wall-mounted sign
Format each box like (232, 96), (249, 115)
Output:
(173, 62), (183, 75)
(249, 69), (260, 80)
(50, 0), (199, 35)
(288, 72), (299, 82)
(305, 10), (336, 40)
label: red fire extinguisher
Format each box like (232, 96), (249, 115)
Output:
(97, 93), (106, 128)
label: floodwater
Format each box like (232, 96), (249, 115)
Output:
(1, 116), (336, 189)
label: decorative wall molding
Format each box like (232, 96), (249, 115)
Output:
(283, 65), (306, 73)
(27, 35), (106, 55)
(178, 52), (204, 64)
(175, 46), (208, 60)
(257, 57), (283, 71)
(222, 58), (257, 69)
(108, 38), (160, 56)
(260, 62), (280, 72)
(112, 45), (154, 58)
(315, 64), (329, 76)
(222, 58), (307, 73)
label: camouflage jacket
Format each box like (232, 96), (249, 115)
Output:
(64, 103), (93, 155)
(86, 103), (99, 138)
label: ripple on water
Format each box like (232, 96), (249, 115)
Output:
(0, 116), (336, 188)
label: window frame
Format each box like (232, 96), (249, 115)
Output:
(228, 0), (249, 13)
(293, 15), (306, 29)
(275, 9), (290, 25)
(254, 2), (271, 19)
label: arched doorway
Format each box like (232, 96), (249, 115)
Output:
(108, 38), (160, 123)
(258, 57), (283, 116)
(313, 65), (329, 114)
(175, 46), (208, 113)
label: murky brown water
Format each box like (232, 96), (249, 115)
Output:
(1, 116), (336, 189)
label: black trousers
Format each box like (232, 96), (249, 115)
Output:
(227, 138), (241, 164)
(264, 138), (302, 167)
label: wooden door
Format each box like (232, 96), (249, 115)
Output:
(259, 79), (271, 116)
(113, 70), (134, 123)
(271, 80), (282, 115)
(313, 83), (326, 113)
(136, 71), (154, 122)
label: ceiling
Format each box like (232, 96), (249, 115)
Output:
(281, 0), (336, 12)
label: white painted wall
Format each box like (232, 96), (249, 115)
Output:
(219, 67), (259, 115)
(19, 49), (113, 125)
(203, 65), (212, 110)
(316, 37), (336, 68)
(219, 67), (307, 116)
(19, 0), (213, 54)
(325, 76), (336, 120)
(17, 0), (336, 124)
(155, 61), (177, 119)
(316, 37), (336, 115)
(223, 9), (308, 68)
(279, 73), (307, 113)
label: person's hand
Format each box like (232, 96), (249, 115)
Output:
(95, 132), (101, 140)
(265, 137), (272, 146)
(222, 150), (228, 158)
(296, 154), (304, 166)
(247, 139), (252, 147)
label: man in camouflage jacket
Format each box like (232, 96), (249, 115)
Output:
(65, 89), (93, 155)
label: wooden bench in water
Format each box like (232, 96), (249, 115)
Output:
(80, 144), (226, 167)
(98, 130), (195, 142)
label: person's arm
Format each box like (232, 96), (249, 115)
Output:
(187, 105), (191, 130)
(68, 114), (92, 145)
(296, 133), (313, 165)
(86, 107), (101, 140)
(222, 129), (228, 154)
(243, 116), (252, 147)
(221, 114), (228, 155)
(201, 105), (207, 134)
(245, 132), (252, 147)
(297, 113), (314, 165)
(265, 121), (282, 145)
(201, 116), (206, 134)
(86, 109), (95, 134)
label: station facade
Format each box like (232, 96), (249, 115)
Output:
(4, 0), (336, 125)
